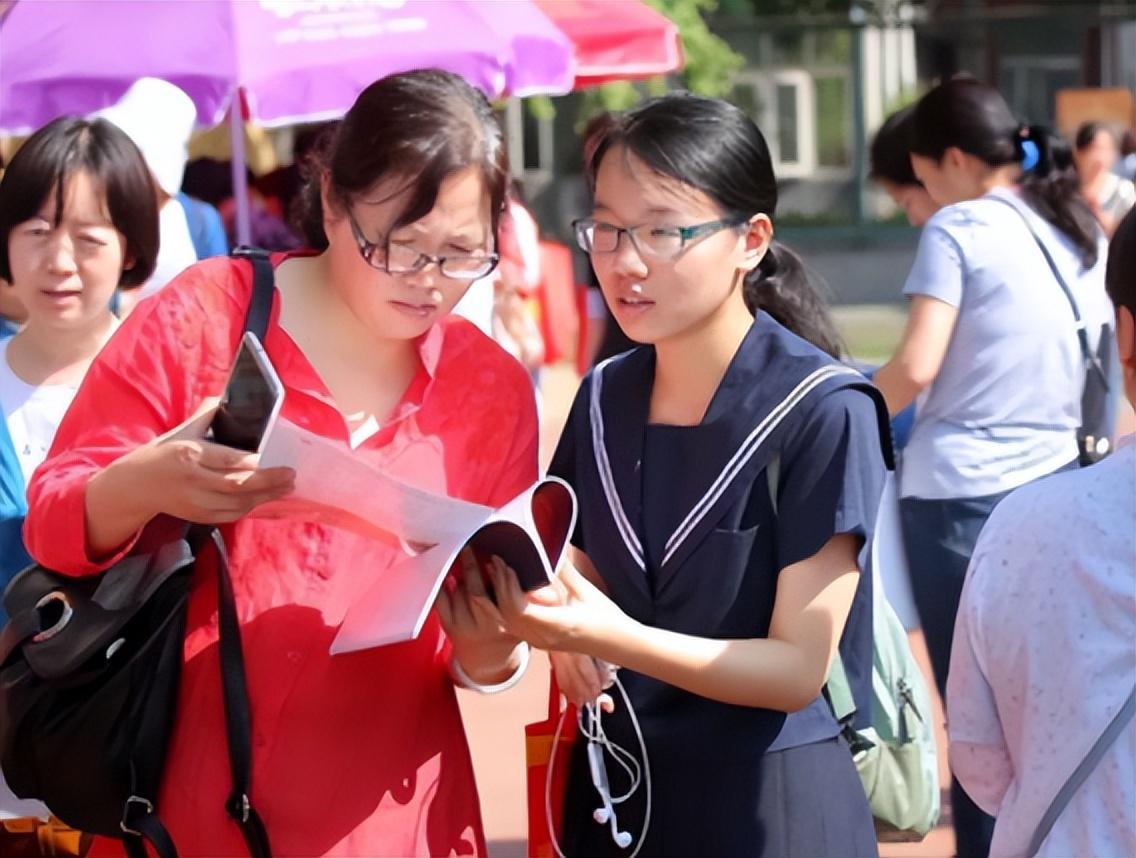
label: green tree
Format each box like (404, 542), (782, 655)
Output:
(648, 0), (746, 97)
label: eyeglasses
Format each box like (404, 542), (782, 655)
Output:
(572, 217), (748, 261)
(347, 209), (499, 281)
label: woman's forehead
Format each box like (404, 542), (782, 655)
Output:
(358, 171), (415, 208)
(594, 146), (719, 218)
(35, 169), (113, 224)
(1088, 131), (1118, 150)
(358, 167), (490, 239)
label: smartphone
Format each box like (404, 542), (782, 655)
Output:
(208, 332), (285, 454)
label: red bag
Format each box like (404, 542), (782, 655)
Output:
(525, 675), (578, 858)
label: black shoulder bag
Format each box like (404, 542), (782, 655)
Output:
(988, 195), (1115, 465)
(0, 248), (276, 858)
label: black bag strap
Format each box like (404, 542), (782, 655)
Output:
(206, 246), (275, 857)
(209, 528), (272, 858)
(986, 195), (1109, 389)
(231, 246), (275, 344)
(122, 800), (179, 858)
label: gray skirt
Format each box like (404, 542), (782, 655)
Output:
(560, 734), (879, 858)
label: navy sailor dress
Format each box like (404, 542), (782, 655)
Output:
(548, 313), (893, 858)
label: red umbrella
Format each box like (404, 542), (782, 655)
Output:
(534, 0), (683, 88)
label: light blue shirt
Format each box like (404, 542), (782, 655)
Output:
(900, 187), (1112, 499)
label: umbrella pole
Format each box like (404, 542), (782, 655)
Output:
(229, 88), (252, 247)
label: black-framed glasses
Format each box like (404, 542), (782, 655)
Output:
(573, 217), (749, 260)
(347, 209), (499, 281)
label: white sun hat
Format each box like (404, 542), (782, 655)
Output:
(92, 77), (197, 197)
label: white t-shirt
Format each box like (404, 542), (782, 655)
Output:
(948, 436), (1136, 858)
(1100, 172), (1136, 223)
(900, 187), (1113, 499)
(0, 339), (80, 486)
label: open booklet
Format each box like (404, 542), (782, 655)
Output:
(255, 419), (577, 652)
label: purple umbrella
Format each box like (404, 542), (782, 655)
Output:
(0, 0), (574, 241)
(0, 0), (574, 130)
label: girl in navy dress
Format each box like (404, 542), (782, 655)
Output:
(488, 94), (891, 857)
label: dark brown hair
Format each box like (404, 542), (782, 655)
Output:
(294, 69), (508, 250)
(1074, 121), (1120, 152)
(870, 106), (919, 187)
(0, 117), (159, 288)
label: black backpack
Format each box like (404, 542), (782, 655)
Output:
(0, 248), (276, 858)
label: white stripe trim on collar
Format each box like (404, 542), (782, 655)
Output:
(590, 359), (646, 571)
(660, 364), (858, 567)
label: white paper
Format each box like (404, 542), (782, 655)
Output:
(256, 418), (492, 547)
(330, 541), (462, 652)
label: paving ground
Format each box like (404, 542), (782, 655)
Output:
(458, 354), (959, 858)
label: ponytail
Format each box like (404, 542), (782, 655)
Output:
(1016, 124), (1100, 269)
(743, 241), (844, 359)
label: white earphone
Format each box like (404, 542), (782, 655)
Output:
(587, 726), (634, 848)
(545, 665), (651, 858)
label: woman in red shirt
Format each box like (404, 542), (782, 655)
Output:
(24, 70), (539, 857)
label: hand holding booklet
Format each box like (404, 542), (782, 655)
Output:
(207, 334), (576, 652)
(327, 471), (577, 652)
(257, 419), (576, 652)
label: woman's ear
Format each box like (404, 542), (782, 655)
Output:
(943, 146), (974, 177)
(740, 213), (773, 273)
(319, 171), (340, 234)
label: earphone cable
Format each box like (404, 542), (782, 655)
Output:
(577, 704), (641, 802)
(543, 674), (652, 858)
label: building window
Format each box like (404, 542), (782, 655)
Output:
(776, 83), (800, 163)
(732, 30), (854, 179)
(732, 69), (819, 178)
(1001, 56), (1081, 127)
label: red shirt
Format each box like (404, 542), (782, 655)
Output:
(25, 255), (539, 857)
